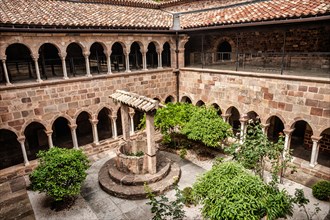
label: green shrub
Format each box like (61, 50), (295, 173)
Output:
(126, 151), (144, 157)
(182, 187), (196, 206)
(179, 148), (187, 159)
(312, 180), (330, 201)
(29, 147), (90, 202)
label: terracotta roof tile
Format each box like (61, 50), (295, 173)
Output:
(180, 0), (330, 29)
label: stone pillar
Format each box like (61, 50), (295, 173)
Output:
(69, 124), (79, 149)
(1, 59), (11, 85)
(60, 56), (69, 79)
(129, 109), (135, 135)
(310, 136), (322, 167)
(125, 52), (131, 73)
(18, 137), (29, 166)
(146, 112), (157, 174)
(261, 123), (270, 135)
(142, 52), (147, 71)
(106, 54), (112, 74)
(157, 51), (162, 69)
(110, 115), (118, 139)
(221, 113), (231, 123)
(84, 52), (92, 77)
(32, 56), (42, 82)
(283, 129), (294, 158)
(45, 130), (54, 148)
(90, 119), (99, 145)
(177, 48), (185, 68)
(239, 117), (248, 144)
(120, 104), (130, 141)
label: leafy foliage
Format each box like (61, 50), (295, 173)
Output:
(312, 180), (330, 201)
(192, 161), (294, 220)
(182, 187), (196, 206)
(293, 189), (321, 219)
(154, 103), (231, 148)
(145, 183), (185, 220)
(29, 147), (90, 202)
(125, 151), (144, 157)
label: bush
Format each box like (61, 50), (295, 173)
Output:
(312, 180), (330, 201)
(182, 187), (196, 206)
(29, 147), (90, 202)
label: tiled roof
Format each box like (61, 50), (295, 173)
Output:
(110, 90), (159, 112)
(180, 0), (330, 29)
(0, 0), (172, 29)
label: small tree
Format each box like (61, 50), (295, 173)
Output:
(29, 147), (90, 204)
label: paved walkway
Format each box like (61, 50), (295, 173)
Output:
(27, 150), (330, 220)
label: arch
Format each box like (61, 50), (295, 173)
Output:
(211, 103), (222, 116)
(153, 97), (161, 102)
(52, 117), (73, 149)
(50, 114), (74, 127)
(217, 41), (232, 61)
(24, 122), (48, 161)
(246, 111), (260, 124)
(266, 115), (285, 141)
(146, 42), (158, 69)
(76, 111), (93, 146)
(73, 109), (93, 122)
(21, 119), (48, 136)
(196, 100), (205, 107)
(5, 43), (34, 83)
(290, 120), (313, 163)
(165, 95), (175, 103)
(66, 42), (86, 76)
(289, 117), (316, 134)
(162, 42), (171, 67)
(111, 42), (126, 72)
(319, 128), (330, 167)
(226, 106), (241, 134)
(129, 42), (143, 70)
(116, 107), (123, 136)
(97, 107), (113, 141)
(180, 95), (192, 104)
(38, 43), (62, 80)
(90, 42), (107, 74)
(266, 113), (287, 127)
(0, 129), (23, 169)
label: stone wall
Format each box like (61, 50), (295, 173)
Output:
(179, 68), (330, 136)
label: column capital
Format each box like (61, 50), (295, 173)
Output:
(261, 123), (270, 128)
(1, 57), (6, 62)
(311, 135), (323, 142)
(110, 115), (117, 120)
(31, 53), (39, 60)
(283, 128), (295, 135)
(221, 113), (231, 118)
(58, 52), (67, 59)
(17, 136), (26, 143)
(83, 51), (90, 57)
(89, 119), (99, 125)
(239, 117), (248, 123)
(44, 129), (53, 135)
(69, 123), (77, 130)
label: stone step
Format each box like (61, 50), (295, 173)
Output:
(108, 157), (171, 186)
(98, 159), (181, 200)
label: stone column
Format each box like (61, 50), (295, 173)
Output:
(129, 109), (135, 135)
(45, 130), (54, 148)
(283, 129), (294, 158)
(1, 59), (11, 85)
(146, 112), (157, 174)
(60, 55), (69, 79)
(221, 113), (231, 123)
(261, 123), (270, 135)
(239, 117), (248, 144)
(32, 56), (42, 82)
(106, 54), (112, 74)
(142, 52), (147, 71)
(18, 137), (29, 166)
(83, 52), (92, 77)
(125, 52), (131, 73)
(110, 115), (118, 139)
(90, 119), (99, 145)
(120, 104), (130, 141)
(157, 51), (162, 69)
(310, 135), (322, 167)
(69, 124), (79, 149)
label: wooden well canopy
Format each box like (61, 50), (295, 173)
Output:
(110, 90), (160, 112)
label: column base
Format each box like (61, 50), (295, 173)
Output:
(63, 76), (69, 80)
(86, 74), (92, 77)
(142, 68), (148, 71)
(107, 71), (112, 74)
(125, 70), (131, 73)
(6, 82), (12, 86)
(309, 162), (318, 168)
(24, 161), (30, 166)
(157, 67), (163, 69)
(36, 79), (43, 83)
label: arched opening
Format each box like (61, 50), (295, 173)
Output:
(133, 110), (145, 131)
(227, 107), (240, 134)
(267, 116), (285, 141)
(129, 42), (143, 71)
(52, 117), (73, 148)
(97, 108), (112, 141)
(5, 43), (34, 83)
(76, 112), (93, 146)
(162, 42), (171, 67)
(319, 128), (330, 167)
(147, 42), (158, 69)
(153, 97), (161, 102)
(217, 41), (232, 61)
(181, 96), (192, 104)
(211, 103), (222, 116)
(165, 95), (175, 103)
(116, 108), (123, 136)
(90, 42), (107, 74)
(290, 121), (312, 162)
(24, 122), (48, 161)
(196, 100), (205, 107)
(246, 111), (261, 124)
(111, 42), (125, 72)
(38, 43), (61, 80)
(66, 43), (85, 76)
(0, 129), (23, 169)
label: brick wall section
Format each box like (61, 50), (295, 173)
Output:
(179, 68), (330, 136)
(320, 133), (330, 152)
